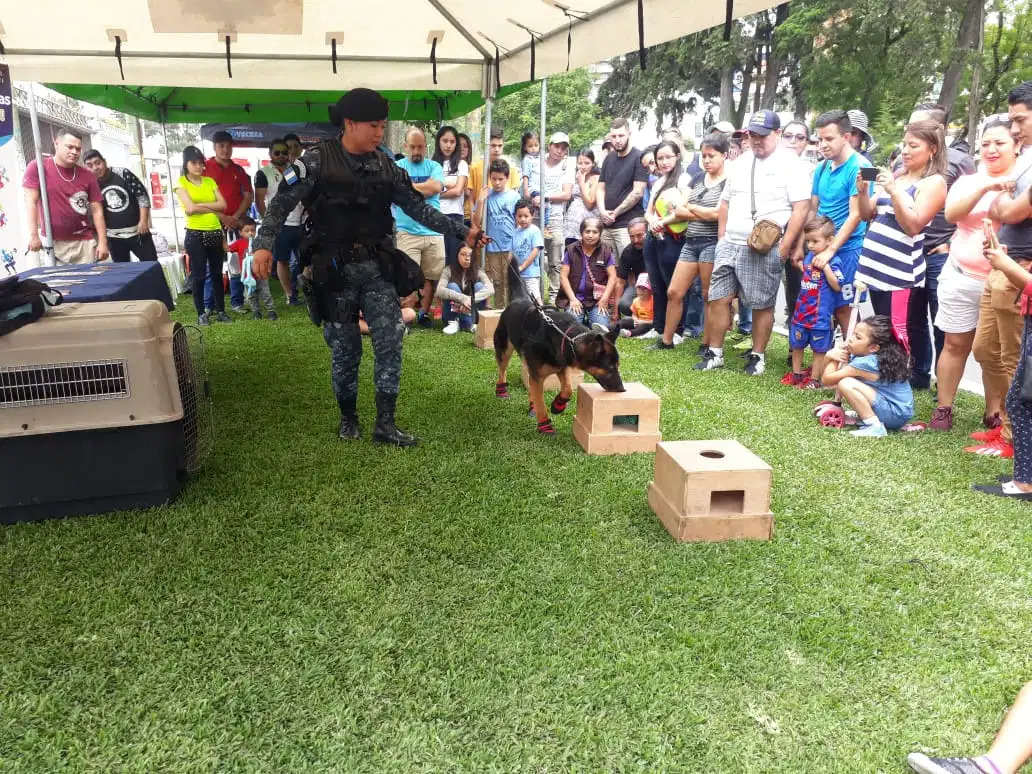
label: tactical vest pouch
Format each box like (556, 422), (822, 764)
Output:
(380, 247), (425, 299)
(0, 276), (63, 336)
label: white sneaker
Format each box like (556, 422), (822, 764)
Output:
(469, 324), (477, 334)
(672, 334), (684, 347)
(642, 329), (661, 340)
(442, 320), (460, 335)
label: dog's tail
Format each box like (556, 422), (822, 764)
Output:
(505, 254), (528, 302)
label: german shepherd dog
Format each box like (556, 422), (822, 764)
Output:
(494, 258), (625, 435)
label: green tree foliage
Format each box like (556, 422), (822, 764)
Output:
(491, 69), (610, 157)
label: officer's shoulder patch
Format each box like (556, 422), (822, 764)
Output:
(295, 159), (307, 179)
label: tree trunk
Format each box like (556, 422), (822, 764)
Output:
(790, 58), (808, 118)
(938, 0), (985, 117)
(719, 64), (735, 120)
(735, 56), (756, 126)
(761, 3), (791, 110)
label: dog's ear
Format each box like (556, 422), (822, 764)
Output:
(604, 325), (620, 344)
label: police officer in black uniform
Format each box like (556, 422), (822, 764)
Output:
(251, 88), (484, 447)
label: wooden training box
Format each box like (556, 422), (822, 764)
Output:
(521, 361), (583, 393)
(473, 310), (501, 349)
(572, 382), (661, 455)
(647, 440), (773, 542)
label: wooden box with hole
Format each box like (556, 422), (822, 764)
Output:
(572, 382), (661, 455)
(473, 310), (502, 349)
(647, 440), (773, 542)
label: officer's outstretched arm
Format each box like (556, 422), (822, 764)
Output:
(391, 165), (469, 242)
(253, 149), (320, 254)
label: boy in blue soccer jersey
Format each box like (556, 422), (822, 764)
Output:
(789, 216), (844, 388)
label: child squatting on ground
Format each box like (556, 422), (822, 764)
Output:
(436, 243), (493, 334)
(618, 273), (655, 337)
(821, 314), (916, 438)
(789, 216), (843, 388)
(232, 217), (278, 321)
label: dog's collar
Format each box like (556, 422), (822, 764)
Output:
(558, 322), (593, 366)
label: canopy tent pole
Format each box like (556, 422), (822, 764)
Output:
(26, 83), (54, 267)
(160, 121), (182, 252)
(481, 94), (493, 279)
(538, 77), (547, 303)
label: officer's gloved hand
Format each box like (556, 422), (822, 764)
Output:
(466, 227), (492, 250)
(252, 249), (274, 280)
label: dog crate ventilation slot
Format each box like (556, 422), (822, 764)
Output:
(0, 360), (130, 408)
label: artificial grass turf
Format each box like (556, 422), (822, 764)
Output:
(2, 296), (1031, 773)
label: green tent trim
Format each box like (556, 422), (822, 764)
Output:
(45, 84), (526, 124)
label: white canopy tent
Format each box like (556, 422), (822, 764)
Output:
(1, 0), (779, 95)
(1, 0), (782, 267)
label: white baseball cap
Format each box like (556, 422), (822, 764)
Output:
(549, 132), (571, 146)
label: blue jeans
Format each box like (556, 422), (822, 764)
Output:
(738, 301), (752, 334)
(645, 234), (688, 335)
(908, 249), (947, 388)
(205, 274), (245, 310)
(685, 275), (704, 337)
(441, 282), (486, 330)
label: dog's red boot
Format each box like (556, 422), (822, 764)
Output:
(550, 394), (570, 414)
(537, 418), (556, 435)
(495, 381), (510, 399)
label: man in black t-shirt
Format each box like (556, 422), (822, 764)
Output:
(614, 218), (648, 317)
(597, 118), (649, 258)
(83, 150), (158, 263)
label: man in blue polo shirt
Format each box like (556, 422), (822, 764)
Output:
(393, 127), (446, 327)
(795, 109), (873, 333)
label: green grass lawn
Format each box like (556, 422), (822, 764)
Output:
(2, 292), (1031, 772)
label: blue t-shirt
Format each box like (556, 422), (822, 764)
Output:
(793, 252), (844, 329)
(521, 156), (540, 196)
(512, 224), (545, 278)
(392, 157), (445, 237)
(485, 189), (521, 251)
(812, 151), (873, 252)
(850, 353), (915, 417)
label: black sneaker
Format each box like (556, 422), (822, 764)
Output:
(694, 351), (724, 371)
(287, 296), (303, 307)
(744, 353), (766, 376)
(197, 313), (211, 326)
(697, 344), (711, 356)
(215, 311), (233, 323)
(647, 341), (675, 351)
(906, 753), (991, 774)
(267, 310), (278, 321)
(252, 311), (263, 320)
(417, 314), (434, 329)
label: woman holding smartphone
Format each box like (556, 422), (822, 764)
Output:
(918, 118), (1017, 438)
(855, 120), (948, 352)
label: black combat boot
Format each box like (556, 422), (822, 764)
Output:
(338, 396), (361, 440)
(372, 392), (418, 447)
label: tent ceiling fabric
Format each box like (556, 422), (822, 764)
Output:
(1, 0), (782, 92)
(41, 84), (522, 123)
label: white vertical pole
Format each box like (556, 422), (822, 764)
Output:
(482, 95), (493, 277)
(161, 121), (182, 252)
(26, 83), (54, 267)
(539, 77), (547, 303)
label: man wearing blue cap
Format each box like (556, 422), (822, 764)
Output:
(696, 109), (811, 376)
(252, 88), (487, 447)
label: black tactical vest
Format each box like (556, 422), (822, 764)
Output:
(313, 139), (396, 250)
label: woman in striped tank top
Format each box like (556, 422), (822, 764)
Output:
(856, 120), (948, 351)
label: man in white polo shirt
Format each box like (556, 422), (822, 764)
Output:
(697, 110), (810, 376)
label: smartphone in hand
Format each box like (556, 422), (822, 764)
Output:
(859, 167), (879, 182)
(983, 218), (1001, 250)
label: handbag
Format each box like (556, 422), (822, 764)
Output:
(583, 251), (606, 301)
(746, 156), (784, 254)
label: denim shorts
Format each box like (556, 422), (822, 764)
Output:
(871, 394), (914, 430)
(678, 237), (717, 264)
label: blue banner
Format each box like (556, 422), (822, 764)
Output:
(0, 65), (11, 149)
